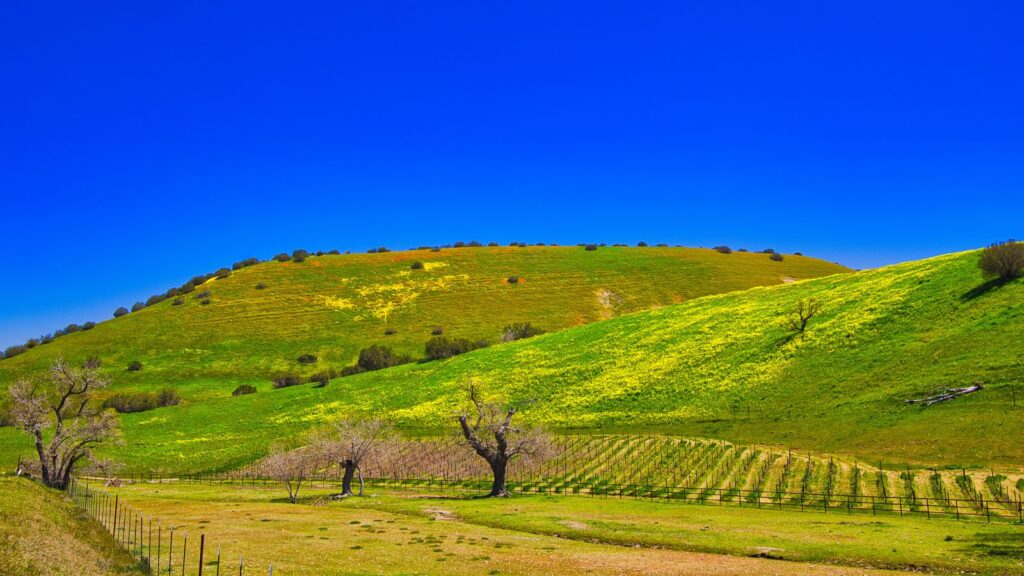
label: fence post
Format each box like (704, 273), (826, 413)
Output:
(182, 531), (188, 576)
(198, 534), (205, 576)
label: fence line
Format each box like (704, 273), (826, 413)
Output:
(68, 477), (275, 575)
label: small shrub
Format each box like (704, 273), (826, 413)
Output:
(101, 388), (180, 413)
(232, 384), (257, 396)
(3, 345), (28, 359)
(431, 327), (444, 336)
(65, 323), (82, 334)
(274, 252), (291, 262)
(255, 283), (267, 290)
(770, 252), (784, 261)
(272, 374), (303, 389)
(507, 276), (520, 284)
(384, 328), (397, 336)
(794, 252), (803, 256)
(339, 365), (367, 377)
(297, 353), (318, 364)
(979, 240), (1024, 280)
(84, 356), (102, 369)
(501, 322), (545, 342)
(130, 302), (146, 312)
(760, 248), (776, 254)
(82, 321), (96, 330)
(487, 242), (499, 246)
(713, 246), (732, 254)
(410, 261), (424, 270)
(430, 247), (442, 252)
(171, 298), (184, 306)
(424, 336), (489, 360)
(584, 244), (598, 251)
(200, 299), (211, 305)
(146, 295), (165, 306)
(196, 289), (211, 299)
(232, 257), (260, 270)
(637, 241), (648, 247)
(215, 267), (231, 279)
(292, 249), (309, 262)
(357, 345), (412, 371)
(127, 360), (143, 372)
(309, 372), (331, 387)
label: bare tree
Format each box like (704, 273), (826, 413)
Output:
(786, 297), (822, 333)
(264, 446), (309, 503)
(9, 358), (121, 490)
(456, 381), (553, 497)
(316, 418), (394, 497)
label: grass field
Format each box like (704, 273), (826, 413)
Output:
(1, 247), (1011, 474)
(0, 477), (143, 576)
(0, 245), (846, 403)
(81, 480), (1024, 575)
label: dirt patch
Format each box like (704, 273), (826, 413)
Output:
(559, 520), (590, 530)
(423, 507), (457, 521)
(595, 289), (623, 319)
(781, 276), (797, 283)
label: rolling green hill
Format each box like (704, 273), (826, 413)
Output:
(0, 245), (846, 402)
(0, 247), (1007, 474)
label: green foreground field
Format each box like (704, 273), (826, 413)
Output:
(75, 480), (1024, 575)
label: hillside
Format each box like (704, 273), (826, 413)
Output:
(0, 245), (847, 402)
(0, 248), (1008, 473)
(0, 477), (143, 575)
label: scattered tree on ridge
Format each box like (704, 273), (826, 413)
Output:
(316, 418), (394, 497)
(8, 358), (121, 490)
(456, 381), (553, 497)
(979, 240), (1024, 281)
(786, 297), (822, 333)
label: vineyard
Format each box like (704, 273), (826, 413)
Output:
(157, 435), (1024, 523)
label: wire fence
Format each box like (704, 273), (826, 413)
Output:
(68, 477), (277, 575)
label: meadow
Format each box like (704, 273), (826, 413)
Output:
(57, 478), (1024, 575)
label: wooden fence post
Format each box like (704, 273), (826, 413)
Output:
(199, 534), (205, 576)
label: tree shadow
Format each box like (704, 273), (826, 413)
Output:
(961, 277), (1012, 302)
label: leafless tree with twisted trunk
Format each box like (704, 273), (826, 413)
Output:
(316, 418), (395, 497)
(9, 358), (121, 490)
(457, 380), (553, 497)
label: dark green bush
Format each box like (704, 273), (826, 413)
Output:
(431, 327), (444, 336)
(292, 249), (309, 262)
(357, 345), (412, 371)
(384, 328), (397, 336)
(215, 267), (232, 279)
(979, 240), (1024, 280)
(339, 365), (367, 377)
(584, 244), (598, 251)
(272, 374), (303, 389)
(232, 257), (260, 270)
(82, 321), (96, 330)
(637, 241), (648, 247)
(3, 345), (27, 359)
(127, 360), (143, 372)
(255, 283), (267, 290)
(232, 384), (257, 396)
(424, 336), (489, 360)
(507, 276), (520, 284)
(102, 388), (180, 413)
(501, 322), (545, 342)
(196, 290), (211, 299)
(410, 261), (424, 270)
(274, 252), (291, 262)
(297, 353), (318, 364)
(770, 252), (784, 261)
(172, 298), (184, 306)
(130, 302), (146, 312)
(713, 246), (732, 254)
(113, 307), (129, 318)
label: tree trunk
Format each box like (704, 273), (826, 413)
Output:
(340, 460), (356, 496)
(488, 458), (510, 497)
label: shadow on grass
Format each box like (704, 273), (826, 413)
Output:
(961, 277), (1012, 301)
(959, 531), (1024, 559)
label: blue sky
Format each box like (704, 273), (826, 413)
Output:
(1, 1), (1022, 348)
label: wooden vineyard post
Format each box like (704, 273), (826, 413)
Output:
(182, 531), (188, 576)
(198, 534), (206, 576)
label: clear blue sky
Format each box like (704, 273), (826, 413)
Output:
(1, 1), (1022, 348)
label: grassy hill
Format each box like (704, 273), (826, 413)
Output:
(0, 245), (846, 402)
(0, 247), (1006, 473)
(0, 477), (143, 575)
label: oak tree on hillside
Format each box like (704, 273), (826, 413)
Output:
(9, 358), (121, 490)
(786, 298), (822, 333)
(979, 240), (1024, 281)
(456, 381), (553, 497)
(316, 418), (394, 497)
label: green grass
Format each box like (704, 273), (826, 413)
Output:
(105, 481), (1024, 575)
(3, 248), (1021, 476)
(0, 245), (846, 403)
(0, 477), (144, 576)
